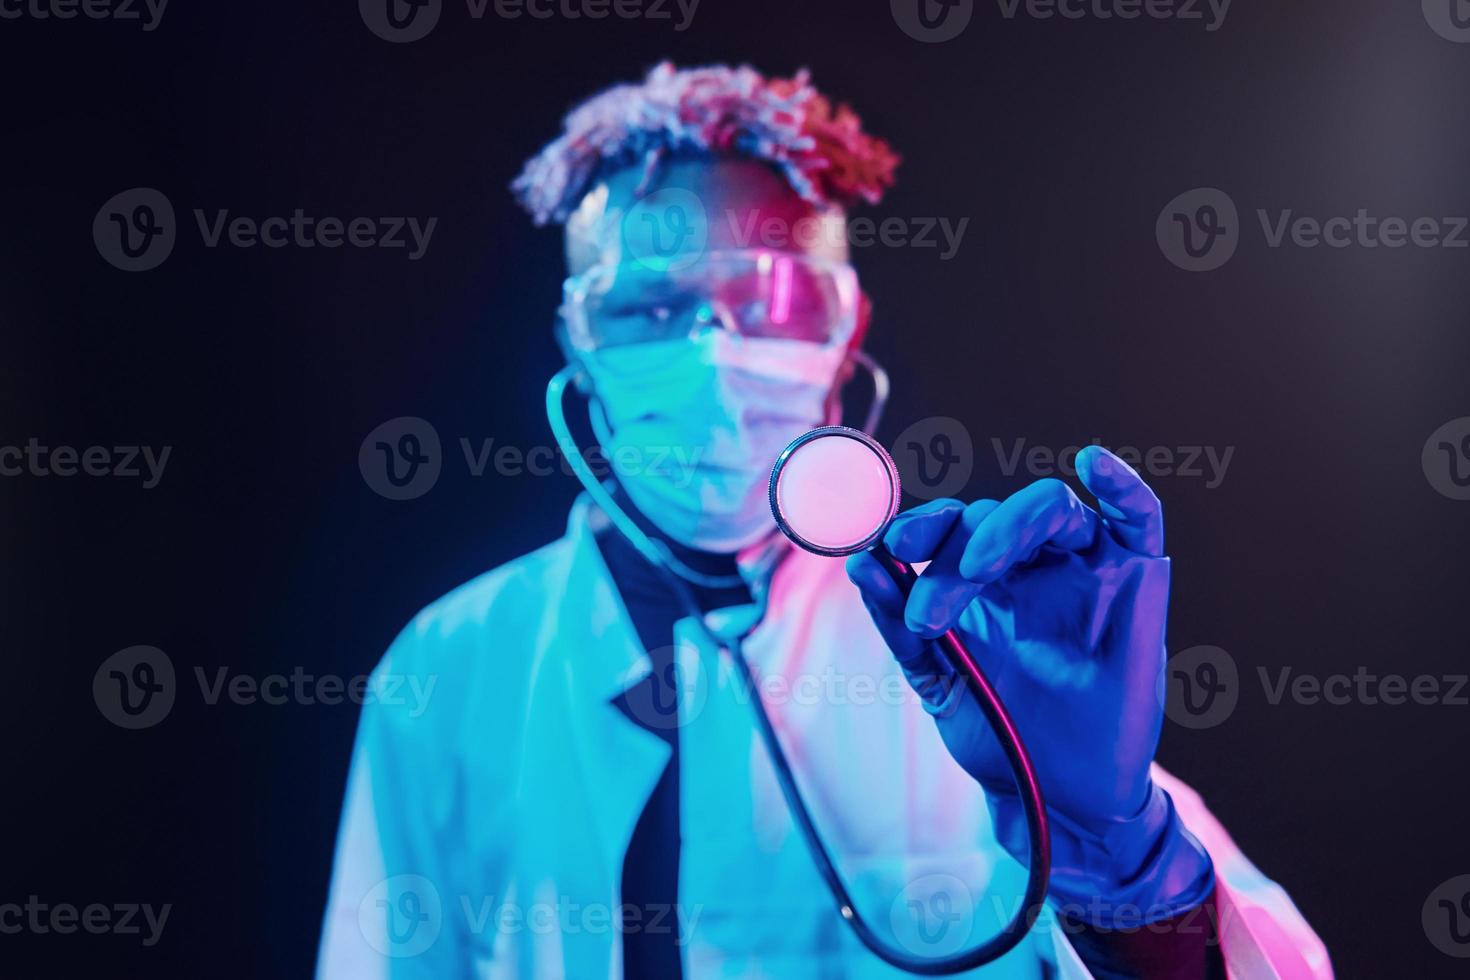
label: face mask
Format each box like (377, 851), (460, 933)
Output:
(579, 332), (848, 553)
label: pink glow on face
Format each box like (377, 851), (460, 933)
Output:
(776, 435), (895, 552)
(770, 254), (792, 325)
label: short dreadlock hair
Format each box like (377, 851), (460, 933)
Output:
(512, 62), (899, 227)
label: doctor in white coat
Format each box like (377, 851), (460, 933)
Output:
(318, 62), (1332, 979)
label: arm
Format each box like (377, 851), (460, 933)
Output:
(848, 447), (1330, 979)
(316, 624), (470, 979)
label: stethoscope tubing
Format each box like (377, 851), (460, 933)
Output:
(862, 542), (1053, 970)
(719, 537), (1053, 974)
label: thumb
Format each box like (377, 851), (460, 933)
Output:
(846, 550), (958, 708)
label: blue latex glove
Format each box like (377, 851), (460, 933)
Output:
(846, 446), (1214, 926)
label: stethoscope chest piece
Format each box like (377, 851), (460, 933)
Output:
(769, 426), (902, 558)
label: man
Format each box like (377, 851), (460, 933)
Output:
(318, 63), (1331, 978)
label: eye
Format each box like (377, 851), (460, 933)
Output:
(737, 299), (770, 322)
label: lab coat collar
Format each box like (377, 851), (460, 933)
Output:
(546, 495), (803, 930)
(554, 495), (661, 704)
(543, 495), (674, 923)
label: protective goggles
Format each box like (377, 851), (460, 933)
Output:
(560, 250), (860, 352)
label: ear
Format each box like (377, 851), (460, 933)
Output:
(552, 316), (594, 394)
(851, 290), (872, 351)
(819, 290), (867, 424)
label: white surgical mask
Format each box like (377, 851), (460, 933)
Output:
(580, 332), (847, 552)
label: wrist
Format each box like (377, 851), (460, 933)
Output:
(987, 781), (1216, 928)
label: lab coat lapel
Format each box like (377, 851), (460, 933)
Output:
(545, 500), (673, 924)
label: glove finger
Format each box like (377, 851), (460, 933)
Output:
(846, 551), (956, 706)
(958, 479), (1100, 583)
(1075, 445), (1165, 557)
(905, 499), (1000, 638)
(882, 498), (966, 563)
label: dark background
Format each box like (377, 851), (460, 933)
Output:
(3, 0), (1468, 976)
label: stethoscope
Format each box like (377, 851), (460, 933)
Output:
(547, 365), (1051, 975)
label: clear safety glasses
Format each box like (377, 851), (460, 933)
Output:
(560, 250), (860, 353)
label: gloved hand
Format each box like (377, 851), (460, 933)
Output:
(846, 446), (1214, 926)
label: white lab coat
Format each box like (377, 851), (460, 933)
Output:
(318, 497), (1333, 979)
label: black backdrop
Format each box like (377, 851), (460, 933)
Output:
(4, 0), (1469, 976)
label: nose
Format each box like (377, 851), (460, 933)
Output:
(692, 298), (741, 338)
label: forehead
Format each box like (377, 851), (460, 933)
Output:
(564, 156), (849, 274)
